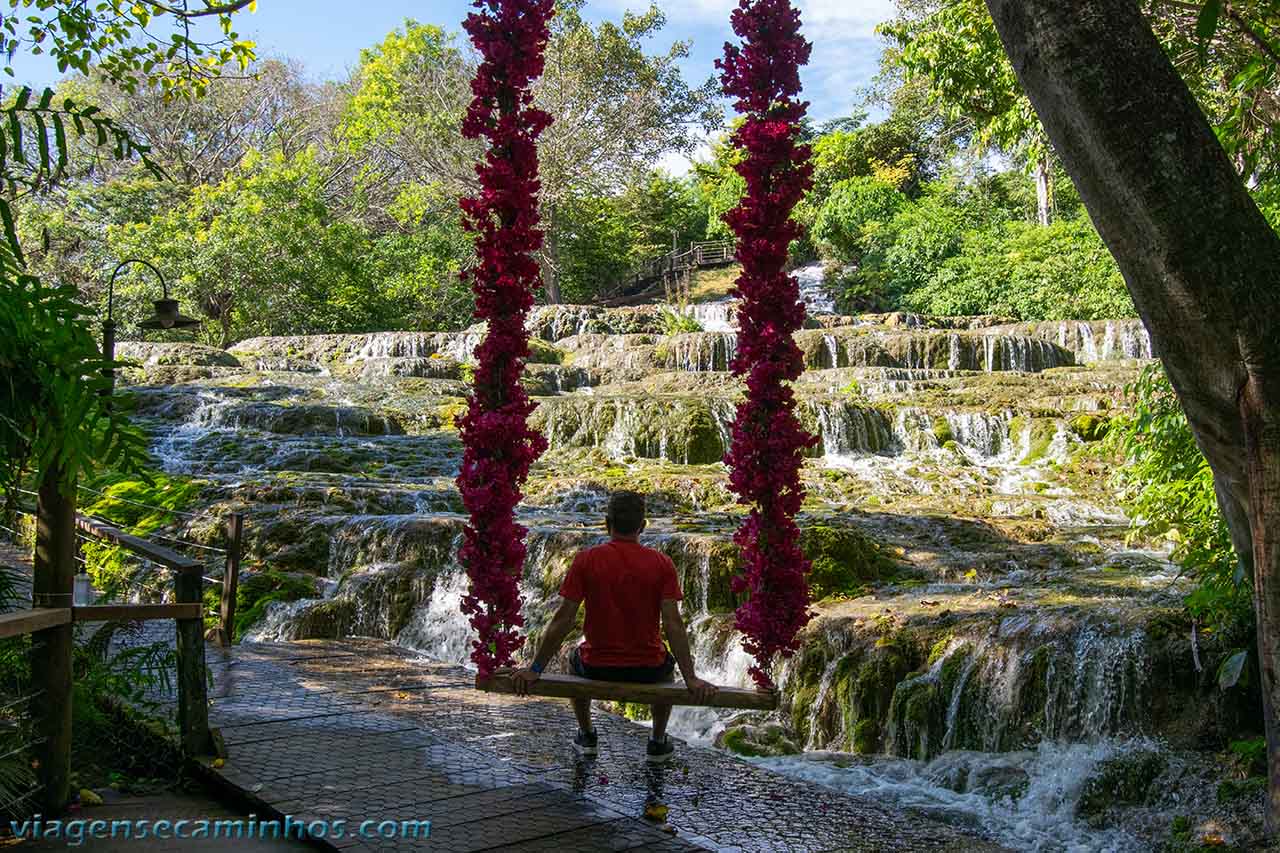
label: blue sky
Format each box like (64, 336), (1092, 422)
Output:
(9, 0), (895, 166)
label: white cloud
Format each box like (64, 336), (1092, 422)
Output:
(588, 0), (896, 122)
(799, 0), (895, 40)
(797, 0), (895, 120)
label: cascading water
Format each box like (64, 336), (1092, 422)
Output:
(682, 300), (737, 332)
(794, 262), (837, 315)
(755, 739), (1156, 852)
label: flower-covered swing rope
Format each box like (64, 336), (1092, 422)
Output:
(457, 0), (554, 678)
(719, 0), (817, 689)
(458, 0), (815, 691)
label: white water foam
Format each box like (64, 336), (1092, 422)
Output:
(756, 739), (1153, 852)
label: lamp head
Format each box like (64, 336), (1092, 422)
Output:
(139, 298), (201, 330)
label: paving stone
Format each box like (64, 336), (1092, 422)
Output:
(203, 639), (1006, 852)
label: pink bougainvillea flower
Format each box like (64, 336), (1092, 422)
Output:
(457, 0), (554, 678)
(717, 0), (817, 689)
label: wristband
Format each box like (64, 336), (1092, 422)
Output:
(530, 661), (544, 674)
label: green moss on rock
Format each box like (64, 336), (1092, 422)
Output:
(801, 525), (891, 599)
(234, 571), (318, 640)
(1076, 750), (1166, 817)
(527, 338), (566, 365)
(932, 417), (955, 447)
(1069, 414), (1111, 442)
(716, 723), (801, 757)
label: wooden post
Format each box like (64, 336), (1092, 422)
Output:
(218, 513), (243, 647)
(31, 466), (75, 816)
(173, 566), (211, 756)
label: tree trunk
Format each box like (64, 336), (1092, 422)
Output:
(982, 0), (1280, 831)
(541, 204), (562, 304)
(541, 262), (562, 305)
(1034, 154), (1052, 226)
(1244, 375), (1280, 831)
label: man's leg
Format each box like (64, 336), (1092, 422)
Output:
(572, 697), (594, 734)
(651, 703), (672, 741)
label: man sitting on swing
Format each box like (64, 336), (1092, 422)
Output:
(511, 490), (717, 762)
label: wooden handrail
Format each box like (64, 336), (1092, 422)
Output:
(0, 608), (72, 640)
(75, 516), (201, 572)
(73, 604), (203, 622)
(607, 239), (737, 300)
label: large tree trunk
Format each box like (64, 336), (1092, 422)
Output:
(983, 0), (1280, 832)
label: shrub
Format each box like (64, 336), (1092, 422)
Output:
(906, 217), (1133, 320)
(1110, 364), (1249, 639)
(813, 177), (907, 261)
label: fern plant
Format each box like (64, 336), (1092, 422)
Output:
(0, 564), (35, 822)
(0, 87), (155, 497)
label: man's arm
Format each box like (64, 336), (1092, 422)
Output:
(510, 596), (579, 695)
(660, 599), (718, 703)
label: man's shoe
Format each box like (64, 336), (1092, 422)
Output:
(574, 728), (598, 756)
(646, 735), (674, 763)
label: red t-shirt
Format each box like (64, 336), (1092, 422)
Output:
(559, 539), (683, 667)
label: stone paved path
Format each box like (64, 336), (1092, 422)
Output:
(199, 638), (1002, 853)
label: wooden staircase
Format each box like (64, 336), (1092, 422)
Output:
(601, 239), (736, 305)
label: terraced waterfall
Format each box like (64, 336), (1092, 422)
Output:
(117, 265), (1245, 850)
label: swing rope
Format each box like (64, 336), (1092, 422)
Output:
(456, 0), (554, 679)
(459, 0), (815, 692)
(718, 0), (817, 689)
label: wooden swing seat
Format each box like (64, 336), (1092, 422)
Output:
(476, 669), (778, 710)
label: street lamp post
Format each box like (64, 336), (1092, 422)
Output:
(103, 258), (201, 396)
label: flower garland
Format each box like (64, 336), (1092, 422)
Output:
(456, 0), (554, 678)
(717, 0), (816, 688)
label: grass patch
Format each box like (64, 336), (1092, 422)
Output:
(689, 264), (741, 302)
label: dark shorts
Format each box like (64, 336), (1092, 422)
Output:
(570, 647), (676, 684)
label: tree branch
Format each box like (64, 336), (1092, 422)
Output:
(136, 0), (255, 19)
(1223, 3), (1280, 68)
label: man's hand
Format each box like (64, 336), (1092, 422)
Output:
(511, 667), (541, 696)
(684, 676), (718, 704)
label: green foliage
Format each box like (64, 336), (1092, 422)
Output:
(1111, 364), (1250, 638)
(843, 189), (967, 307)
(881, 0), (1045, 162)
(340, 7), (720, 304)
(906, 218), (1132, 320)
(108, 148), (459, 345)
(555, 172), (709, 301)
(660, 308), (702, 335)
(809, 164), (1132, 320)
(0, 275), (149, 493)
(2, 0), (255, 98)
(0, 85), (171, 494)
(813, 177), (907, 260)
(0, 566), (33, 819)
(342, 22), (467, 156)
(885, 0), (1280, 184)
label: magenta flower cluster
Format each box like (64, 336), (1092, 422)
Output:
(717, 0), (817, 688)
(456, 0), (554, 678)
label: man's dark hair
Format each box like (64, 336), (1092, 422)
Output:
(606, 491), (646, 536)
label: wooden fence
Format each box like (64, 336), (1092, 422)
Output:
(5, 484), (244, 816)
